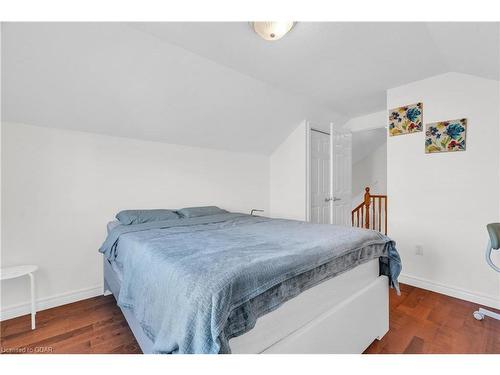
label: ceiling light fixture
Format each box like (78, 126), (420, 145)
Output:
(251, 22), (295, 41)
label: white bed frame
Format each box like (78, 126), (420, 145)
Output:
(104, 257), (389, 354)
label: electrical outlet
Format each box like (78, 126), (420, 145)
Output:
(415, 245), (424, 256)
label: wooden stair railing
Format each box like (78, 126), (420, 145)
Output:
(351, 187), (387, 235)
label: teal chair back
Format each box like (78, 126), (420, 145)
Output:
(486, 223), (500, 250)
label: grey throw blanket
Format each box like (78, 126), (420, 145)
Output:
(99, 213), (401, 353)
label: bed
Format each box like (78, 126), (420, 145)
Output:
(100, 211), (401, 354)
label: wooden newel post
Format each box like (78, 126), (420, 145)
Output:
(364, 187), (371, 229)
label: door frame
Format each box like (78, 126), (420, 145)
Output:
(306, 123), (311, 222)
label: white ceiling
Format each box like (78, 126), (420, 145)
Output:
(2, 22), (499, 155)
(1, 23), (341, 155)
(130, 22), (500, 117)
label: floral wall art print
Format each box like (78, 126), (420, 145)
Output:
(388, 102), (423, 136)
(425, 118), (467, 154)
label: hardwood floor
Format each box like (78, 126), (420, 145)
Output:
(1, 284), (499, 354)
(0, 295), (141, 354)
(364, 284), (500, 354)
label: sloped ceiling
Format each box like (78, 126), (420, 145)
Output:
(352, 128), (386, 164)
(2, 22), (499, 155)
(130, 22), (500, 116)
(1, 23), (342, 155)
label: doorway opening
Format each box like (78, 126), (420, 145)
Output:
(351, 127), (387, 207)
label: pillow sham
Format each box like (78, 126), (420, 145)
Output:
(177, 206), (228, 218)
(115, 209), (180, 225)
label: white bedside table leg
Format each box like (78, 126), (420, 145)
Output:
(28, 272), (36, 329)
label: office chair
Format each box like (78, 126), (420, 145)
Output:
(473, 223), (500, 321)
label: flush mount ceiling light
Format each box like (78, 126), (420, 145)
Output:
(251, 22), (295, 41)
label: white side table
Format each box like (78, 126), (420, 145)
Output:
(1, 265), (38, 329)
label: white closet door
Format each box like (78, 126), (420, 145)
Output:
(310, 130), (331, 224)
(330, 125), (352, 226)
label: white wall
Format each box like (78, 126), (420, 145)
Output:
(269, 122), (307, 220)
(352, 142), (387, 207)
(1, 122), (270, 319)
(387, 72), (500, 308)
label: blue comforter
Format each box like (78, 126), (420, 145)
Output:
(99, 213), (401, 354)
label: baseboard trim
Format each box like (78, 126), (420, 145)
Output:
(399, 273), (500, 309)
(0, 285), (103, 321)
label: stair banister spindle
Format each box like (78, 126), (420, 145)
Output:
(372, 196), (376, 230)
(385, 196), (388, 235)
(378, 196), (382, 232)
(363, 187), (371, 229)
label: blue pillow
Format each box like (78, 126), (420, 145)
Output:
(177, 206), (228, 218)
(115, 209), (180, 225)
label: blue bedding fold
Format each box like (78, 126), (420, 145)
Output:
(99, 213), (401, 354)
